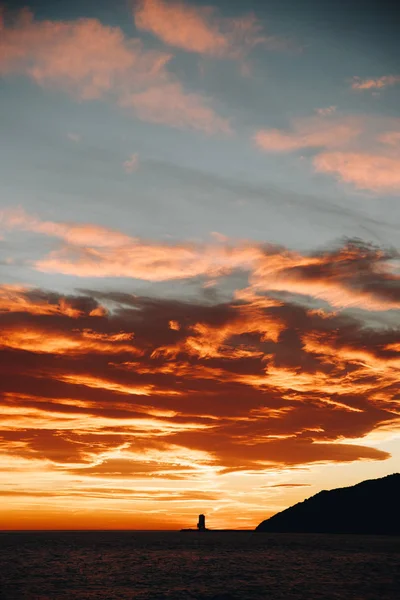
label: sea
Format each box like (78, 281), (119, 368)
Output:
(0, 531), (399, 600)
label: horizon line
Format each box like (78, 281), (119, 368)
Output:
(0, 528), (254, 532)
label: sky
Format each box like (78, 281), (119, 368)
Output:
(0, 0), (399, 530)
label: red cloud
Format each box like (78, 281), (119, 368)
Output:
(0, 282), (398, 467)
(0, 275), (398, 528)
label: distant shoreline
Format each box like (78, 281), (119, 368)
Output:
(180, 529), (246, 532)
(0, 528), (253, 533)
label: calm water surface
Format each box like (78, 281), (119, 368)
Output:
(0, 531), (399, 600)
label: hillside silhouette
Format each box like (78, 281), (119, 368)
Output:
(255, 474), (400, 535)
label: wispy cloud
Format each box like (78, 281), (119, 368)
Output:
(66, 132), (81, 143)
(315, 106), (337, 117)
(134, 0), (283, 59)
(351, 75), (400, 91)
(0, 207), (133, 247)
(123, 153), (139, 173)
(254, 115), (362, 153)
(0, 9), (157, 99)
(120, 82), (231, 134)
(379, 131), (400, 147)
(314, 152), (400, 194)
(254, 113), (400, 193)
(0, 8), (230, 134)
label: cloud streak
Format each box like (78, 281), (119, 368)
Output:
(1, 208), (399, 311)
(351, 75), (400, 91)
(254, 115), (362, 153)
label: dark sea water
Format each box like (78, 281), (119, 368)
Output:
(0, 531), (399, 600)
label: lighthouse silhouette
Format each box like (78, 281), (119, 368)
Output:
(197, 514), (206, 531)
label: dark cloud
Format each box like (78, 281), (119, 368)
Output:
(285, 239), (400, 305)
(269, 483), (311, 487)
(67, 458), (197, 479)
(0, 244), (399, 476)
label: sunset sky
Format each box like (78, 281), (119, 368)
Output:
(0, 0), (399, 530)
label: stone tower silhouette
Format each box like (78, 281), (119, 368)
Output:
(197, 514), (206, 531)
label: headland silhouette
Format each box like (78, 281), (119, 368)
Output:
(255, 473), (400, 535)
(180, 475), (399, 535)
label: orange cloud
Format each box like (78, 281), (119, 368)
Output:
(351, 75), (400, 91)
(250, 240), (400, 311)
(254, 116), (361, 153)
(0, 207), (259, 280)
(34, 243), (259, 281)
(0, 9), (229, 133)
(153, 301), (284, 360)
(36, 247), (400, 312)
(0, 8), (157, 98)
(0, 326), (141, 356)
(0, 284), (106, 317)
(121, 82), (231, 134)
(0, 206), (133, 247)
(1, 210), (399, 311)
(1, 285), (397, 454)
(313, 152), (400, 194)
(134, 0), (276, 59)
(254, 113), (400, 193)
